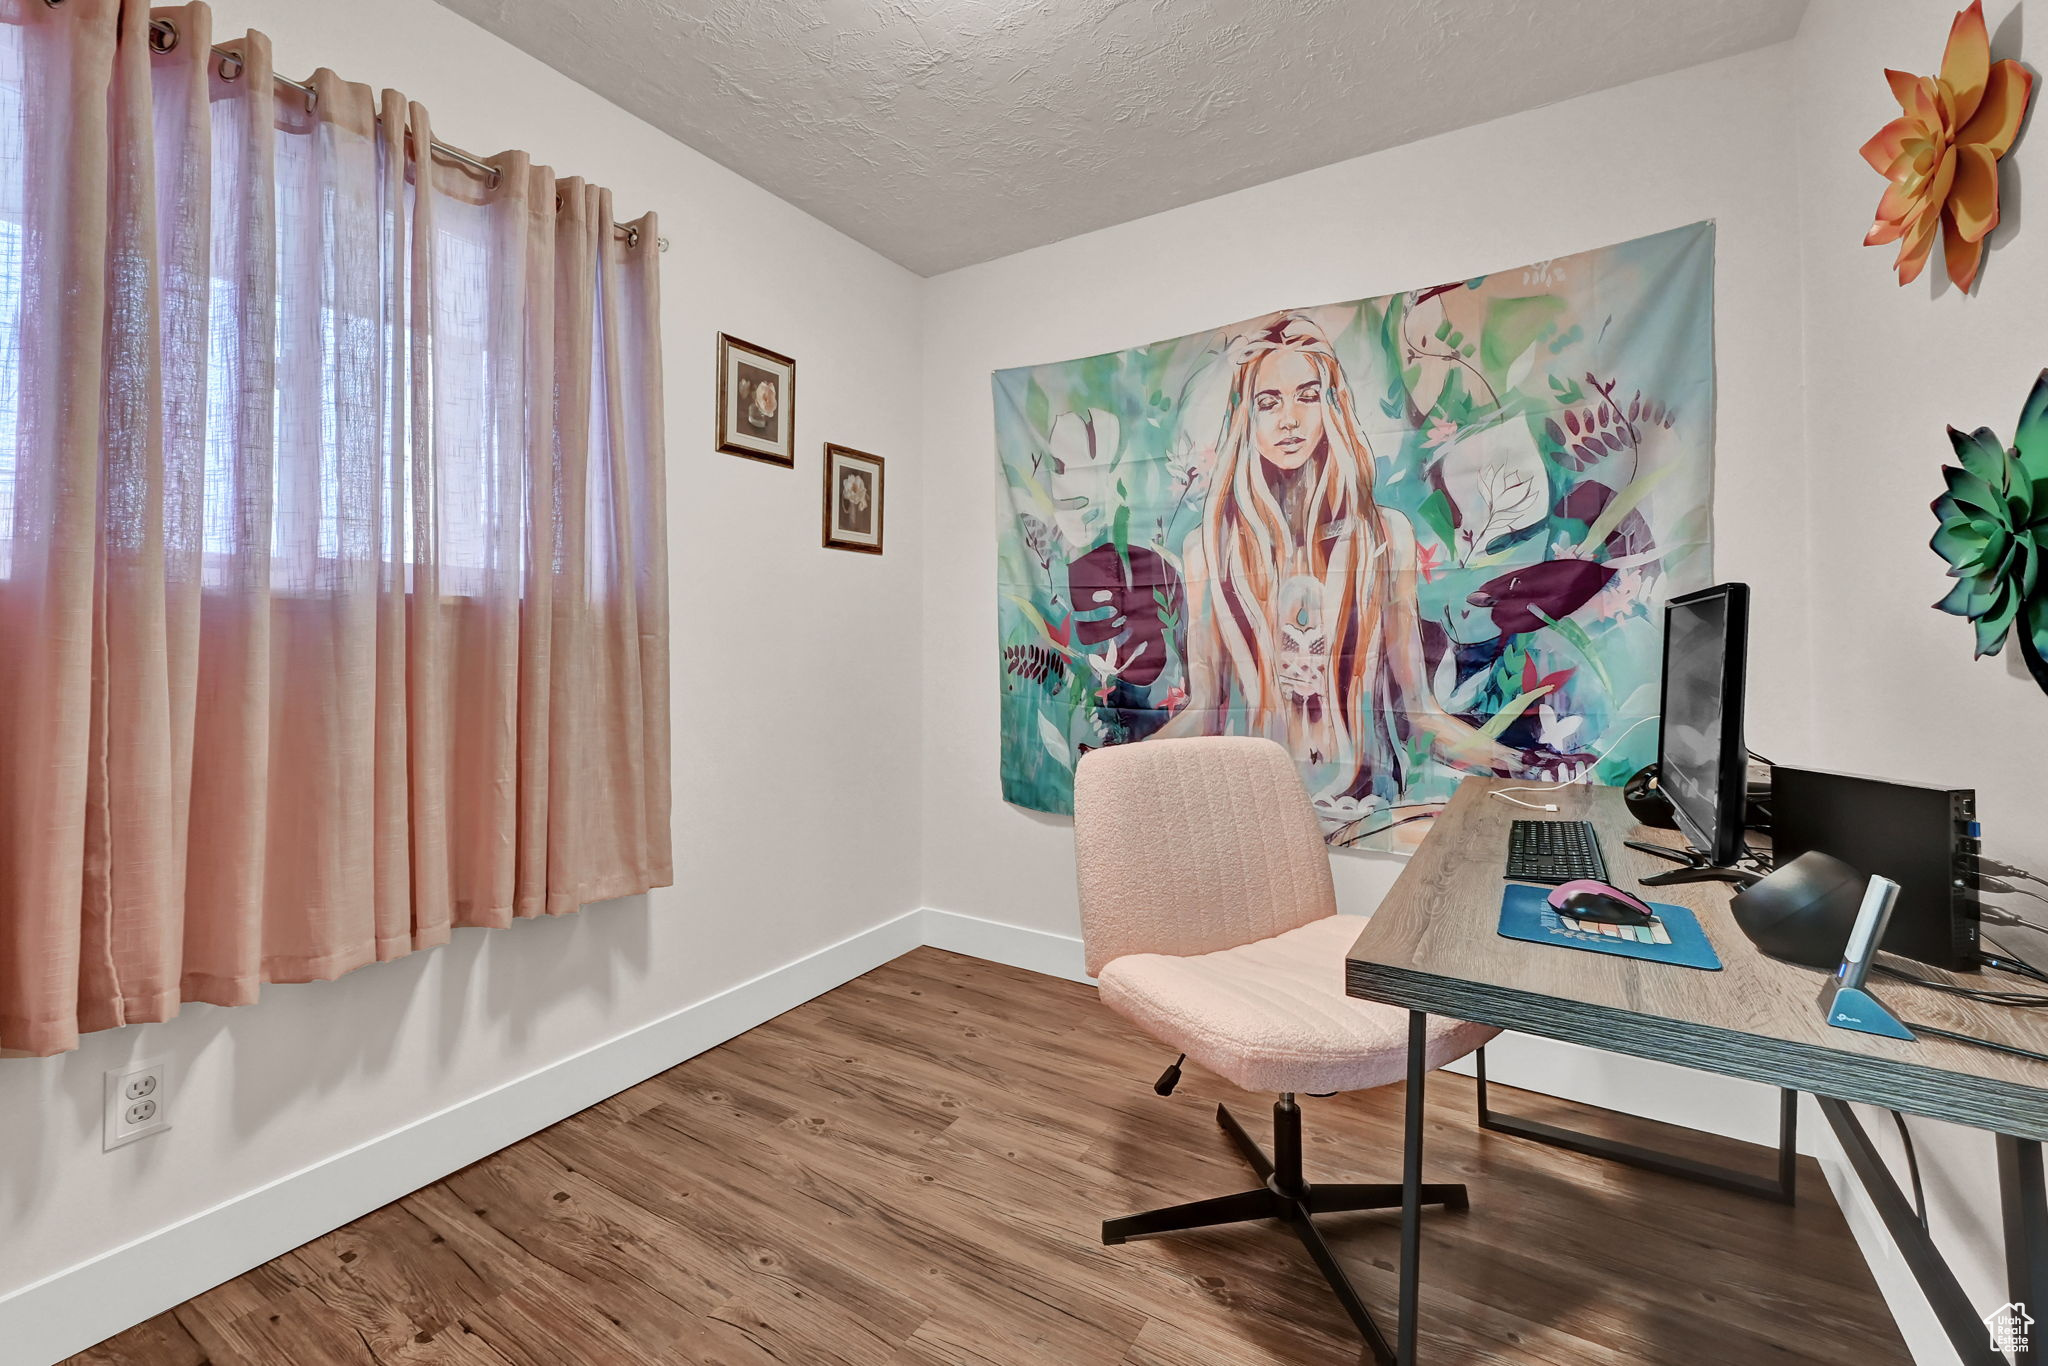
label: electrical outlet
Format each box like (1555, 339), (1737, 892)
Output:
(104, 1059), (170, 1150)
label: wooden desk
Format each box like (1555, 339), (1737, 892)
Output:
(1345, 776), (2048, 1366)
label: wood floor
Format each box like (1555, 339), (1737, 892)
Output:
(66, 947), (1913, 1366)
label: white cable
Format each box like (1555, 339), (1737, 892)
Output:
(1488, 712), (1661, 809)
(1492, 781), (1578, 801)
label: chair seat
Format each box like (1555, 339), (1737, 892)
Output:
(1096, 914), (1499, 1095)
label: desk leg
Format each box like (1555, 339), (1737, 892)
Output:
(1399, 1010), (1427, 1366)
(1821, 1098), (2007, 1365)
(2000, 1136), (2046, 1365)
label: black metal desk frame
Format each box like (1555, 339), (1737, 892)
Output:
(1397, 1015), (2048, 1366)
(1473, 1045), (1799, 1204)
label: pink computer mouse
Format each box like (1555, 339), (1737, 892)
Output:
(1547, 879), (1655, 925)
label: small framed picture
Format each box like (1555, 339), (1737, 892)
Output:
(822, 444), (885, 555)
(716, 333), (795, 466)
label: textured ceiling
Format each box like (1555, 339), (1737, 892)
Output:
(435, 0), (1807, 276)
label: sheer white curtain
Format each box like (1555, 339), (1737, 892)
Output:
(0, 0), (670, 1057)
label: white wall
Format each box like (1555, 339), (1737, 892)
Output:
(1794, 0), (2047, 1340)
(919, 42), (1812, 940)
(919, 16), (2045, 1361)
(0, 0), (923, 1315)
(914, 45), (1833, 1254)
(8, 3), (2040, 1361)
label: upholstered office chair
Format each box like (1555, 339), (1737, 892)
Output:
(1075, 735), (1496, 1357)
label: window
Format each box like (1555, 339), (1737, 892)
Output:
(0, 6), (670, 1059)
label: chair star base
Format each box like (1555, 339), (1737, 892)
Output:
(1102, 1096), (1467, 1365)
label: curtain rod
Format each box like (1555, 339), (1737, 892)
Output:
(143, 16), (668, 252)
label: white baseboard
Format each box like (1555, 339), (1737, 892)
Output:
(919, 907), (1094, 984)
(916, 908), (1792, 1147)
(2, 909), (926, 1366)
(1815, 1118), (1960, 1366)
(9, 903), (1959, 1366)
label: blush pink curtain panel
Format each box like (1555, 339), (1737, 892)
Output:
(0, 0), (671, 1056)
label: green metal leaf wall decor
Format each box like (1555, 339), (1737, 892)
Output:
(1931, 369), (2048, 691)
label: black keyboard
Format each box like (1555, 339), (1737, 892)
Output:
(1505, 819), (1609, 884)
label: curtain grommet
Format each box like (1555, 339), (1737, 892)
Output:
(623, 225), (641, 249)
(217, 50), (244, 82)
(147, 18), (178, 54)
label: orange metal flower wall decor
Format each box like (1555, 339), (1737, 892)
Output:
(1862, 0), (2034, 291)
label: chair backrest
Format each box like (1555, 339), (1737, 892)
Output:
(1072, 735), (1337, 977)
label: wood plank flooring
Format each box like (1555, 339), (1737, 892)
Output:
(65, 947), (1913, 1366)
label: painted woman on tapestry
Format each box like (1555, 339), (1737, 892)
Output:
(1159, 314), (1588, 834)
(995, 223), (1716, 850)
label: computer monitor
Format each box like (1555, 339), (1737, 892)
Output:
(1631, 582), (1754, 887)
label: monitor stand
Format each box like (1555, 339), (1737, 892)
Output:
(1625, 839), (1762, 889)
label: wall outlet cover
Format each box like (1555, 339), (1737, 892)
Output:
(104, 1059), (170, 1151)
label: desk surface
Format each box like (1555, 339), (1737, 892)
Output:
(1345, 777), (2048, 1139)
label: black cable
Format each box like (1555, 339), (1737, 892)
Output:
(1873, 963), (2048, 1006)
(1902, 1019), (2048, 1066)
(1972, 873), (2048, 910)
(1985, 954), (2048, 987)
(1982, 936), (2048, 986)
(1995, 935), (2047, 967)
(1888, 1110), (1927, 1230)
(1341, 809), (1443, 842)
(1975, 854), (2048, 888)
(1985, 932), (2041, 963)
(1984, 904), (2048, 935)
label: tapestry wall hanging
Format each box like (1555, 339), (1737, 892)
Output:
(993, 222), (1718, 849)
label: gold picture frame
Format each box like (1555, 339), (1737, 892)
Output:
(822, 444), (884, 555)
(715, 333), (795, 466)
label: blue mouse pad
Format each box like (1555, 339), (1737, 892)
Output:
(1497, 883), (1723, 971)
